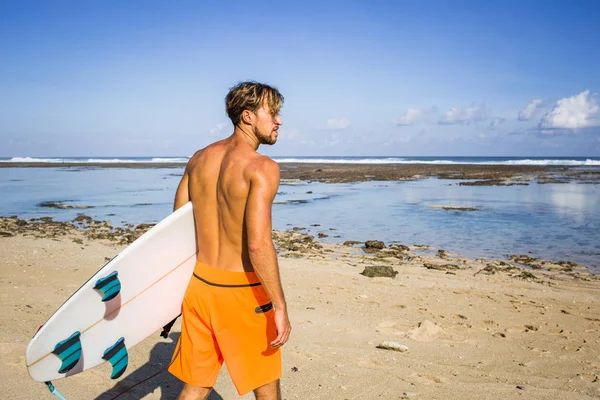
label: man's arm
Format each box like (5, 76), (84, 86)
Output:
(160, 165), (190, 338)
(245, 158), (291, 347)
(173, 168), (190, 211)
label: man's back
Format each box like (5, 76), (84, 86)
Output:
(185, 137), (267, 272)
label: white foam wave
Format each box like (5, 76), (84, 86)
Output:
(4, 156), (599, 166)
(7, 157), (67, 163)
(274, 158), (411, 164)
(150, 158), (189, 163)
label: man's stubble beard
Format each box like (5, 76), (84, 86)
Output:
(255, 126), (277, 145)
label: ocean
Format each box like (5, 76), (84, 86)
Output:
(2, 155), (600, 166)
(1, 156), (599, 271)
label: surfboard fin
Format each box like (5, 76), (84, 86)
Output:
(102, 337), (128, 379)
(94, 271), (121, 302)
(52, 331), (82, 374)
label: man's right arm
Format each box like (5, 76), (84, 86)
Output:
(245, 158), (291, 347)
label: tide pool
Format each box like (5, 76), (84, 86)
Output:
(1, 167), (599, 270)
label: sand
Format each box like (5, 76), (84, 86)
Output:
(1, 226), (599, 399)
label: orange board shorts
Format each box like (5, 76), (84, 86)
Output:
(168, 260), (281, 395)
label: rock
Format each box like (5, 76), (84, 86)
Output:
(38, 201), (94, 209)
(343, 240), (362, 247)
(318, 232), (328, 238)
(515, 271), (537, 281)
(360, 265), (398, 278)
(365, 240), (385, 249)
(437, 250), (449, 259)
(0, 231), (14, 237)
(390, 244), (410, 252)
(429, 205), (479, 211)
(292, 226), (305, 231)
(475, 265), (498, 275)
(376, 341), (408, 352)
(424, 263), (459, 271)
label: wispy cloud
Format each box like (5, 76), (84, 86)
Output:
(439, 104), (487, 125)
(518, 99), (545, 121)
(488, 117), (506, 129)
(393, 107), (436, 126)
(325, 117), (350, 130)
(209, 122), (228, 137)
(539, 90), (600, 130)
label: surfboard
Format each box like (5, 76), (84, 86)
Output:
(26, 202), (196, 382)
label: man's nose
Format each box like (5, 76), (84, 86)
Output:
(274, 115), (282, 125)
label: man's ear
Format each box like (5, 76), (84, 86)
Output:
(242, 110), (253, 124)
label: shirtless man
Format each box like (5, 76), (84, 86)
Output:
(168, 82), (291, 400)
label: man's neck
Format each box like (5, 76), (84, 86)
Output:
(232, 125), (260, 150)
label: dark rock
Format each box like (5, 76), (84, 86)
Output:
(475, 265), (498, 275)
(292, 227), (305, 231)
(0, 231), (14, 237)
(360, 265), (398, 278)
(424, 263), (459, 271)
(302, 235), (314, 243)
(343, 240), (362, 247)
(516, 271), (537, 280)
(318, 232), (328, 238)
(459, 180), (528, 186)
(38, 201), (94, 209)
(437, 250), (449, 259)
(510, 255), (540, 267)
(365, 240), (385, 249)
(390, 244), (410, 252)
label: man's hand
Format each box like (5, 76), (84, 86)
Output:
(270, 308), (291, 348)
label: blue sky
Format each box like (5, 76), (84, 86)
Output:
(1, 0), (599, 157)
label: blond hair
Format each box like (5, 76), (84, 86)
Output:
(225, 81), (284, 126)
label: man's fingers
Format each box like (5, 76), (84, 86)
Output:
(270, 328), (290, 347)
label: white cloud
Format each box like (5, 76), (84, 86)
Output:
(209, 122), (228, 137)
(439, 104), (487, 125)
(325, 117), (350, 130)
(488, 117), (506, 129)
(518, 99), (544, 121)
(278, 128), (300, 141)
(393, 107), (435, 126)
(540, 90), (600, 130)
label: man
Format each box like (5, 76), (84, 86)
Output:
(168, 81), (291, 400)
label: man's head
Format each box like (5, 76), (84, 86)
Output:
(226, 81), (284, 145)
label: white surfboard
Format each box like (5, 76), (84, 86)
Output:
(26, 202), (196, 382)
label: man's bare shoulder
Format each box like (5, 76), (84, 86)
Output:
(248, 156), (279, 179)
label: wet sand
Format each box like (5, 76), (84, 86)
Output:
(1, 219), (599, 399)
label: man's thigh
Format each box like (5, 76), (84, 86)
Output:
(177, 383), (212, 400)
(253, 379), (281, 400)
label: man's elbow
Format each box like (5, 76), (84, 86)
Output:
(247, 239), (274, 255)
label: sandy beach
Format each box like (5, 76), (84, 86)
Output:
(1, 215), (599, 400)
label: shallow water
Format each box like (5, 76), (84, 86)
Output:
(1, 167), (599, 270)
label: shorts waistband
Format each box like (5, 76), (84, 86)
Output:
(193, 260), (261, 287)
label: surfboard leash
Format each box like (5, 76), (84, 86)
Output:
(45, 381), (67, 400)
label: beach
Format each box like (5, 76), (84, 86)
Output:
(1, 211), (599, 399)
(1, 161), (599, 399)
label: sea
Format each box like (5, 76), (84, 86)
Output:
(1, 156), (599, 271)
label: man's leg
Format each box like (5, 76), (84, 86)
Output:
(177, 383), (213, 400)
(253, 379), (281, 400)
